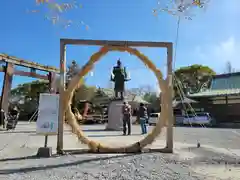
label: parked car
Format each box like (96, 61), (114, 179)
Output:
(82, 114), (107, 124)
(148, 113), (160, 126)
(183, 112), (216, 127)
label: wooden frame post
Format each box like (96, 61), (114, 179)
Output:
(1, 62), (14, 115)
(57, 40), (66, 154)
(166, 43), (173, 151)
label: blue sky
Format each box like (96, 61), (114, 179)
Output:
(0, 0), (239, 94)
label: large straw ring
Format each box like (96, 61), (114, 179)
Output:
(63, 45), (168, 153)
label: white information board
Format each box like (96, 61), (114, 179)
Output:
(36, 93), (59, 135)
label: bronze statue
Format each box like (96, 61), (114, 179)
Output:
(111, 59), (130, 99)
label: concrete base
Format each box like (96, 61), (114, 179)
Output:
(105, 99), (124, 131)
(36, 147), (52, 158)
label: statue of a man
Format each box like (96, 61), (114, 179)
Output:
(111, 59), (129, 99)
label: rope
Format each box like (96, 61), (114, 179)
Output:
(28, 109), (38, 123)
(173, 16), (181, 70)
(171, 14), (208, 149)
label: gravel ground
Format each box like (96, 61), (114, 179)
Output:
(1, 123), (240, 180)
(0, 146), (240, 180)
(0, 153), (205, 180)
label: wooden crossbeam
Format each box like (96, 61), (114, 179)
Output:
(0, 54), (60, 73)
(61, 38), (172, 48)
(14, 70), (48, 80)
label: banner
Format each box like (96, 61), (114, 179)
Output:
(36, 93), (59, 135)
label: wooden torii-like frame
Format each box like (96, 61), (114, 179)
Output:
(57, 38), (174, 154)
(0, 53), (60, 115)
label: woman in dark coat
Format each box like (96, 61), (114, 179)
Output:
(138, 103), (148, 134)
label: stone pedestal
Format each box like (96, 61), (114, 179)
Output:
(105, 100), (123, 131)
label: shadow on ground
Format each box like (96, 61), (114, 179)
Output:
(82, 129), (107, 132)
(0, 154), (134, 175)
(87, 133), (141, 137)
(0, 130), (36, 134)
(0, 155), (39, 162)
(1, 147), (240, 175)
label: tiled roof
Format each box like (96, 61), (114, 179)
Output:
(173, 97), (197, 107)
(125, 95), (150, 104)
(96, 88), (149, 103)
(211, 75), (240, 90)
(188, 72), (240, 98)
(100, 88), (115, 97)
(188, 89), (240, 98)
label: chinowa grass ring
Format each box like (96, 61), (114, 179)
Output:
(63, 45), (169, 153)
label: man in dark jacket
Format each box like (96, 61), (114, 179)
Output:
(122, 101), (131, 135)
(138, 103), (148, 134)
(10, 107), (19, 116)
(9, 107), (20, 129)
(0, 109), (5, 128)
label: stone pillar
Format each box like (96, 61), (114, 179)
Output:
(0, 62), (14, 115)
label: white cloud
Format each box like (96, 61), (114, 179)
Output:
(193, 36), (240, 73)
(212, 37), (237, 62)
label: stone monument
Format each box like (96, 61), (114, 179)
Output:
(105, 59), (130, 131)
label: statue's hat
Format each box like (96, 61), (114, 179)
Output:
(117, 59), (121, 65)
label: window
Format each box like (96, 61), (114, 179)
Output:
(213, 100), (226, 104)
(150, 114), (159, 118)
(184, 114), (194, 118)
(228, 99), (240, 104)
(196, 112), (208, 116)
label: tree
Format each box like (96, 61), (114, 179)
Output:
(174, 64), (216, 97)
(53, 60), (81, 91)
(10, 60), (95, 120)
(128, 85), (160, 111)
(66, 60), (81, 84)
(129, 85), (154, 101)
(10, 80), (49, 120)
(10, 80), (49, 104)
(74, 84), (96, 102)
(65, 60), (96, 107)
(143, 92), (158, 104)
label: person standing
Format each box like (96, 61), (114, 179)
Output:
(9, 106), (19, 129)
(138, 103), (148, 134)
(122, 101), (131, 135)
(0, 109), (5, 128)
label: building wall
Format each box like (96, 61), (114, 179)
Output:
(192, 96), (240, 123)
(187, 72), (240, 124)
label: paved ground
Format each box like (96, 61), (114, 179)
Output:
(0, 122), (240, 179)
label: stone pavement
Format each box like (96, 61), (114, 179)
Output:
(0, 122), (240, 179)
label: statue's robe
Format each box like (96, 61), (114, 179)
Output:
(111, 66), (127, 92)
